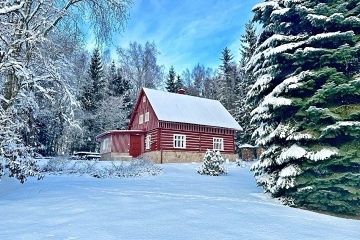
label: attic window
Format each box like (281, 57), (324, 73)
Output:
(145, 112), (149, 122)
(139, 114), (144, 124)
(142, 96), (146, 102)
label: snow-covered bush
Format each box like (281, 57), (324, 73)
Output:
(198, 150), (227, 176)
(95, 158), (162, 178)
(236, 159), (248, 168)
(0, 141), (43, 184)
(41, 157), (72, 173)
(41, 157), (162, 178)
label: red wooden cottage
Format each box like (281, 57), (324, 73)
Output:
(96, 88), (242, 163)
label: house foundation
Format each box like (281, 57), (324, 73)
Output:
(141, 150), (239, 164)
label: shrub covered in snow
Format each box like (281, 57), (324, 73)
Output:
(94, 158), (162, 178)
(236, 159), (249, 168)
(41, 157), (162, 178)
(0, 142), (43, 184)
(197, 150), (227, 176)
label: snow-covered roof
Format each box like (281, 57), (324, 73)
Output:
(238, 144), (255, 148)
(143, 88), (242, 130)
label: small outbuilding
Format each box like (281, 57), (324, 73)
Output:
(238, 144), (265, 161)
(96, 88), (242, 163)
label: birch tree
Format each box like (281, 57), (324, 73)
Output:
(117, 41), (164, 95)
(0, 0), (131, 183)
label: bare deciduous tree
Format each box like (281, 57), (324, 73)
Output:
(117, 41), (164, 95)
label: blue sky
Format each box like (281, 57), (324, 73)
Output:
(113, 0), (262, 73)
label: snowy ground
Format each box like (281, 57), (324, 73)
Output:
(0, 161), (358, 240)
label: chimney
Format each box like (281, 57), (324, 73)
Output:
(178, 89), (186, 95)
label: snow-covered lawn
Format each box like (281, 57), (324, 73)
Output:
(0, 162), (358, 240)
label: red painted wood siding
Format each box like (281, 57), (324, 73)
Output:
(111, 133), (130, 153)
(157, 128), (235, 154)
(130, 93), (159, 131)
(144, 128), (158, 152)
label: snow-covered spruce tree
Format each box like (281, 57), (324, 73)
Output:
(198, 150), (227, 176)
(248, 0), (360, 215)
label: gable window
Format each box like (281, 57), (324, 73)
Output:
(213, 138), (224, 151)
(145, 112), (149, 122)
(142, 96), (146, 102)
(145, 135), (151, 150)
(139, 114), (144, 124)
(173, 134), (186, 148)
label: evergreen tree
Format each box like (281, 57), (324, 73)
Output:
(197, 150), (227, 176)
(248, 0), (360, 215)
(234, 20), (258, 146)
(108, 61), (130, 97)
(79, 48), (105, 151)
(219, 47), (236, 111)
(240, 21), (258, 65)
(165, 66), (177, 93)
(174, 74), (184, 92)
(80, 48), (105, 113)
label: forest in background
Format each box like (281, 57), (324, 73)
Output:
(0, 0), (359, 217)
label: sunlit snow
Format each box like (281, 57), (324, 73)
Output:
(0, 162), (358, 240)
(0, 163), (359, 240)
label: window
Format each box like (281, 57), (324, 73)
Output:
(145, 112), (149, 122)
(101, 137), (110, 153)
(173, 134), (186, 148)
(139, 114), (143, 124)
(213, 138), (224, 151)
(142, 96), (146, 102)
(145, 135), (151, 150)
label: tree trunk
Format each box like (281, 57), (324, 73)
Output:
(2, 70), (19, 111)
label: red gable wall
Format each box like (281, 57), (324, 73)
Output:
(129, 90), (159, 131)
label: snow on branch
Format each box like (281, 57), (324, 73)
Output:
(271, 8), (290, 18)
(276, 144), (307, 165)
(276, 164), (302, 190)
(283, 0), (306, 6)
(263, 96), (292, 108)
(321, 121), (360, 138)
(286, 132), (314, 141)
(0, 1), (25, 14)
(252, 1), (279, 12)
(307, 31), (355, 44)
(306, 148), (338, 162)
(323, 121), (360, 131)
(255, 123), (293, 146)
(248, 74), (273, 98)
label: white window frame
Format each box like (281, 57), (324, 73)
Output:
(142, 96), (146, 102)
(145, 112), (149, 122)
(139, 114), (144, 124)
(173, 134), (186, 149)
(213, 137), (224, 151)
(145, 135), (151, 150)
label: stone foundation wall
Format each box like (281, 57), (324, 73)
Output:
(100, 152), (132, 161)
(141, 151), (238, 164)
